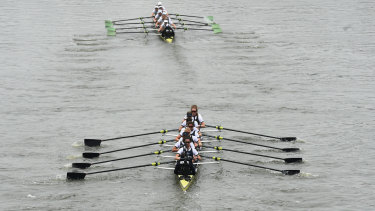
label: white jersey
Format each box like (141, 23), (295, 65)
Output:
(184, 113), (204, 125)
(157, 16), (173, 25)
(177, 147), (199, 156)
(181, 120), (199, 128)
(180, 127), (200, 138)
(175, 139), (196, 149)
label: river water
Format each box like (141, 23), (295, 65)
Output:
(1, 0), (374, 210)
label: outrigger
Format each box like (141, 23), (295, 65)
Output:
(66, 124), (302, 192)
(105, 14), (222, 43)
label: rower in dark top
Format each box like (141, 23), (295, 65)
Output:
(174, 135), (201, 175)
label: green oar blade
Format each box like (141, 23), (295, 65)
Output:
(72, 163), (92, 169)
(84, 139), (102, 147)
(105, 21), (113, 28)
(67, 172), (86, 180)
(107, 30), (116, 36)
(206, 16), (214, 21)
(284, 158), (303, 163)
(107, 27), (116, 32)
(281, 170), (300, 175)
(213, 24), (222, 34)
(82, 152), (100, 158)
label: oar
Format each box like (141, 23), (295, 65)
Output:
(113, 21), (154, 25)
(107, 28), (157, 36)
(67, 161), (176, 180)
(208, 146), (302, 163)
(206, 125), (296, 141)
(203, 135), (299, 152)
(72, 150), (170, 169)
(202, 156), (300, 175)
(84, 129), (177, 146)
(176, 26), (222, 34)
(110, 17), (152, 23)
(114, 26), (148, 30)
(171, 14), (214, 21)
(83, 139), (175, 158)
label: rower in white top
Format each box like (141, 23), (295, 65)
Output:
(172, 128), (199, 152)
(156, 11), (176, 29)
(179, 112), (199, 131)
(182, 105), (206, 129)
(176, 121), (202, 148)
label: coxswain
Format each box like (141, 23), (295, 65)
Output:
(182, 105), (206, 129)
(174, 135), (201, 175)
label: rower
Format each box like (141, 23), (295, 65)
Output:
(159, 20), (176, 38)
(156, 11), (175, 29)
(151, 5), (158, 17)
(172, 129), (198, 152)
(176, 121), (202, 148)
(179, 112), (199, 131)
(182, 105), (206, 129)
(174, 135), (201, 176)
(154, 9), (163, 23)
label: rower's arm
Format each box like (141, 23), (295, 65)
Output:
(175, 134), (181, 141)
(172, 146), (179, 152)
(175, 154), (180, 160)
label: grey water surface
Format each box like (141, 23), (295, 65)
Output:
(1, 0), (374, 210)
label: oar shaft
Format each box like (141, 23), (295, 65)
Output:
(103, 129), (177, 141)
(204, 135), (282, 150)
(92, 153), (153, 165)
(86, 161), (175, 175)
(222, 148), (283, 160)
(220, 158), (282, 172)
(206, 125), (279, 139)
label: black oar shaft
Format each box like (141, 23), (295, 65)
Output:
(112, 17), (150, 23)
(92, 153), (152, 165)
(103, 129), (177, 141)
(206, 125), (296, 141)
(222, 148), (283, 160)
(86, 161), (175, 175)
(204, 135), (282, 150)
(101, 140), (173, 154)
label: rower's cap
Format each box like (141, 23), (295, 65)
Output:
(155, 5), (158, 8)
(162, 11), (167, 15)
(158, 10), (162, 14)
(158, 2), (162, 6)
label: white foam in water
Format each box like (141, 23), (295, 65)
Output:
(66, 154), (82, 160)
(71, 141), (83, 147)
(27, 194), (36, 198)
(64, 163), (73, 168)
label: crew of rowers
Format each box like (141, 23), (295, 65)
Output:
(151, 2), (177, 36)
(173, 105), (206, 175)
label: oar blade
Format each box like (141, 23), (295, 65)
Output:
(84, 139), (102, 147)
(82, 152), (100, 158)
(283, 158), (303, 163)
(107, 27), (116, 32)
(280, 137), (297, 142)
(281, 170), (300, 175)
(72, 163), (92, 169)
(206, 16), (214, 21)
(105, 20), (113, 28)
(282, 147), (300, 152)
(107, 30), (116, 36)
(67, 172), (86, 180)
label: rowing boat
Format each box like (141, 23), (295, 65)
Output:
(104, 14), (222, 43)
(177, 165), (197, 191)
(67, 126), (301, 191)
